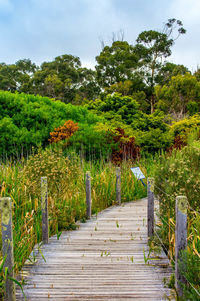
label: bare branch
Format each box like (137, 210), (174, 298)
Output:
(98, 36), (105, 49)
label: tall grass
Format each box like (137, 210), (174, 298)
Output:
(154, 141), (200, 300)
(0, 148), (148, 298)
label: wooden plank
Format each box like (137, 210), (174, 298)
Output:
(16, 199), (174, 300)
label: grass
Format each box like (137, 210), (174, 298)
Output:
(0, 148), (149, 298)
(153, 141), (200, 300)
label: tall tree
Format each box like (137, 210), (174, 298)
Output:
(155, 73), (200, 116)
(0, 63), (18, 92)
(32, 54), (81, 101)
(74, 68), (100, 104)
(0, 59), (37, 93)
(95, 41), (139, 88)
(32, 55), (99, 103)
(156, 62), (189, 86)
(135, 18), (186, 113)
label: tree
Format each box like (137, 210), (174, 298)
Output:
(0, 63), (18, 92)
(155, 73), (200, 117)
(15, 59), (37, 93)
(32, 54), (81, 101)
(73, 68), (100, 104)
(0, 59), (37, 93)
(194, 68), (200, 81)
(156, 62), (189, 86)
(32, 54), (99, 103)
(104, 78), (146, 96)
(95, 41), (139, 88)
(135, 18), (186, 113)
(44, 74), (64, 98)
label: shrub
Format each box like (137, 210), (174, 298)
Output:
(49, 120), (79, 143)
(109, 127), (140, 164)
(169, 114), (200, 150)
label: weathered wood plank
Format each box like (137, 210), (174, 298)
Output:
(16, 199), (174, 300)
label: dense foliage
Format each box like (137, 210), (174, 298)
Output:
(0, 89), (199, 159)
(0, 91), (102, 157)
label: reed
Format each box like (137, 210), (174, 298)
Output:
(0, 148), (148, 297)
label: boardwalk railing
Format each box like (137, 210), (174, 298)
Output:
(147, 177), (200, 299)
(0, 167), (124, 300)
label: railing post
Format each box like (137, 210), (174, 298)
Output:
(0, 197), (16, 301)
(116, 167), (121, 205)
(147, 177), (154, 237)
(41, 177), (49, 244)
(175, 195), (188, 298)
(86, 171), (91, 219)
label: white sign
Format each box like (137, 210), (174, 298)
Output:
(131, 167), (145, 180)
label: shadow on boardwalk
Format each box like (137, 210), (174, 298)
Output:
(16, 198), (175, 300)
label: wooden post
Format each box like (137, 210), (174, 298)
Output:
(175, 195), (188, 298)
(0, 197), (16, 301)
(86, 171), (91, 219)
(116, 167), (121, 205)
(41, 177), (49, 244)
(147, 177), (154, 237)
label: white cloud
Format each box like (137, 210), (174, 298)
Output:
(0, 0), (199, 71)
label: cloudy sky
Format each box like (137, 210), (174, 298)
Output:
(0, 0), (199, 71)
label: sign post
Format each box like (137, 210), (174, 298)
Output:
(131, 167), (146, 187)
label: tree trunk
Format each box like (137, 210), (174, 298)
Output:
(150, 94), (155, 114)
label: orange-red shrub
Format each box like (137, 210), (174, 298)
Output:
(49, 120), (79, 143)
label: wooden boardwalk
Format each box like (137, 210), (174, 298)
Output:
(16, 198), (174, 300)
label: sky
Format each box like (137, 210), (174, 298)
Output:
(0, 0), (199, 72)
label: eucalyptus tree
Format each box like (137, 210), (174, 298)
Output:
(0, 59), (37, 93)
(95, 41), (140, 88)
(135, 18), (186, 113)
